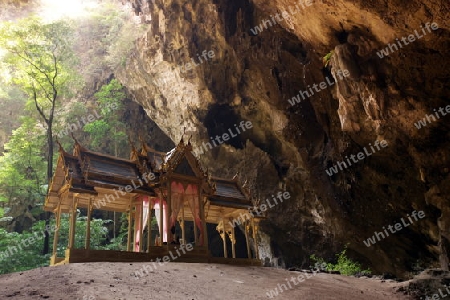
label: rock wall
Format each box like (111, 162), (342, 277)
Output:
(118, 0), (450, 277)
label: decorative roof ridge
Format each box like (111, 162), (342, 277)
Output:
(71, 133), (89, 155)
(78, 147), (137, 164)
(183, 141), (209, 177)
(145, 148), (168, 156)
(128, 136), (139, 161)
(55, 138), (67, 155)
(61, 151), (79, 160)
(56, 148), (86, 188)
(141, 144), (167, 156)
(161, 137), (215, 193)
(163, 138), (185, 168)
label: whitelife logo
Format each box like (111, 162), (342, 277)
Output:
(363, 210), (425, 247)
(414, 105), (450, 129)
(287, 69), (350, 106)
(0, 225), (57, 261)
(425, 286), (450, 300)
(152, 49), (215, 87)
(192, 121), (253, 156)
(250, 0), (315, 35)
(94, 172), (156, 209)
(376, 22), (439, 58)
(178, 49), (215, 73)
(133, 243), (194, 279)
(326, 140), (388, 176)
(56, 104), (118, 138)
(228, 192), (290, 228)
(265, 262), (326, 298)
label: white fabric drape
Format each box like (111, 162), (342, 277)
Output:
(134, 197), (153, 252)
(154, 199), (167, 243)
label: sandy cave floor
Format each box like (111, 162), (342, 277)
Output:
(0, 262), (412, 300)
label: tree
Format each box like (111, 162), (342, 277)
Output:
(83, 79), (127, 157)
(0, 116), (47, 207)
(0, 17), (79, 254)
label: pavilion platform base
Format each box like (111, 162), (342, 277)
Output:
(49, 247), (262, 266)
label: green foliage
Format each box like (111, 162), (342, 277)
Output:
(0, 216), (114, 275)
(119, 212), (129, 236)
(0, 116), (47, 205)
(94, 79), (123, 115)
(55, 79), (124, 150)
(0, 4), (144, 274)
(83, 119), (110, 149)
(309, 254), (330, 270)
(310, 247), (371, 276)
(151, 216), (159, 230)
(0, 17), (82, 223)
(102, 230), (128, 251)
(55, 214), (111, 256)
(0, 221), (53, 275)
(83, 79), (127, 156)
(65, 102), (88, 121)
(0, 17), (80, 119)
(323, 50), (334, 68)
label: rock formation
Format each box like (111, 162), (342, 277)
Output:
(116, 0), (449, 278)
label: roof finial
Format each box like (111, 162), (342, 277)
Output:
(70, 133), (90, 155)
(55, 137), (64, 153)
(138, 134), (148, 155)
(70, 133), (83, 156)
(70, 132), (78, 144)
(70, 133), (81, 152)
(128, 135), (138, 160)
